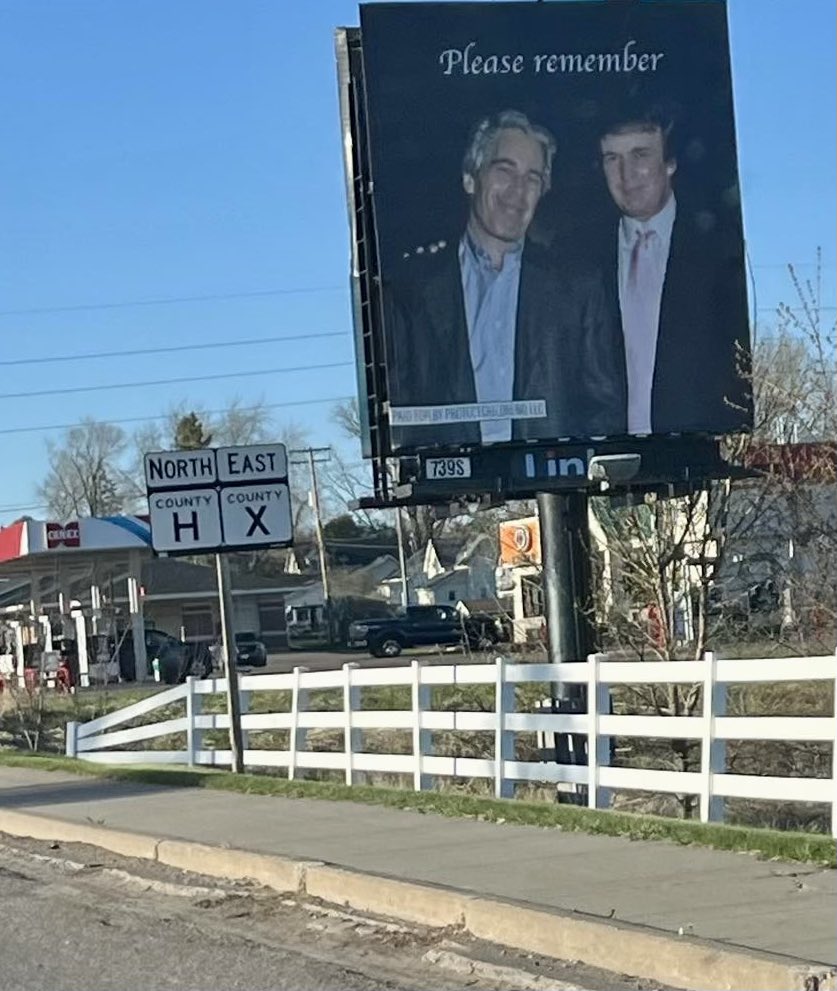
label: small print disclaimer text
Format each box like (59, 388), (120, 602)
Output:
(389, 400), (547, 426)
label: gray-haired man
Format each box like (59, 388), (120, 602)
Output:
(386, 109), (625, 449)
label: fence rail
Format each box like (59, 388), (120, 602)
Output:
(65, 652), (837, 836)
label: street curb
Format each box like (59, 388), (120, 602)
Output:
(156, 839), (317, 895)
(305, 863), (473, 929)
(0, 809), (159, 861)
(0, 808), (833, 991)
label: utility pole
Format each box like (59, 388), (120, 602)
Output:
(290, 447), (332, 634)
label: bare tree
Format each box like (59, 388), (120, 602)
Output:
(330, 398), (362, 440)
(211, 397), (273, 446)
(38, 419), (136, 518)
(591, 255), (836, 818)
(328, 398), (450, 552)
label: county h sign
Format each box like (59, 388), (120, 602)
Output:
(144, 444), (293, 555)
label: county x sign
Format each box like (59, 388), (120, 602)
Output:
(144, 444), (293, 555)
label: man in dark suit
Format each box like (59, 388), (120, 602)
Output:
(384, 109), (625, 451)
(597, 105), (751, 436)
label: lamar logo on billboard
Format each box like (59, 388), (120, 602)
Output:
(512, 526), (532, 554)
(47, 521), (80, 549)
(500, 518), (541, 566)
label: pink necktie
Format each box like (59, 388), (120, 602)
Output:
(628, 229), (657, 287)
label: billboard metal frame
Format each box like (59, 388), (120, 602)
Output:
(336, 26), (393, 503)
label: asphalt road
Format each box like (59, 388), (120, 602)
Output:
(0, 834), (667, 991)
(0, 839), (481, 991)
(259, 644), (477, 674)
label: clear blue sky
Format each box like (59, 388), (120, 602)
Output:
(0, 0), (833, 525)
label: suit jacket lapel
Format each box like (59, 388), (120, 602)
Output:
(653, 215), (689, 428)
(424, 246), (477, 405)
(420, 243), (480, 444)
(514, 244), (538, 401)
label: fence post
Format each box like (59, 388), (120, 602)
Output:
(65, 720), (78, 758)
(411, 660), (433, 791)
(700, 650), (726, 822)
(288, 666), (309, 781)
(343, 662), (362, 787)
(185, 676), (202, 767)
(586, 654), (611, 810)
(831, 649), (837, 840)
(494, 656), (515, 799)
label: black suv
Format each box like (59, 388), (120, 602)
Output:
(348, 605), (499, 658)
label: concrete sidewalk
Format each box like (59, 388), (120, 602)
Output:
(0, 765), (834, 988)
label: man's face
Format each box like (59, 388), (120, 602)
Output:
(465, 127), (547, 246)
(600, 126), (675, 221)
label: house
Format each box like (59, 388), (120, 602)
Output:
(496, 517), (544, 644)
(139, 559), (315, 649)
(409, 533), (497, 606)
(496, 512), (613, 645)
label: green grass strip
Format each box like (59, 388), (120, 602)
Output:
(0, 750), (833, 867)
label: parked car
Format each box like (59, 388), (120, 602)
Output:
(347, 605), (500, 658)
(234, 632), (268, 667)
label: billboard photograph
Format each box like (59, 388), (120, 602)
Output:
(349, 0), (752, 455)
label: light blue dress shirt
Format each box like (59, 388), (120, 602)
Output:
(459, 233), (523, 443)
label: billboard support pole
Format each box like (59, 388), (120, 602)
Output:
(537, 490), (594, 804)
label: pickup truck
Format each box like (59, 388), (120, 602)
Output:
(347, 605), (500, 658)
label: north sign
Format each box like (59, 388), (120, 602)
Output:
(144, 449), (217, 489)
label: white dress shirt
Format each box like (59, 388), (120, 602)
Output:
(618, 193), (677, 435)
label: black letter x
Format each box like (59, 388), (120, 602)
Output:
(245, 505), (269, 537)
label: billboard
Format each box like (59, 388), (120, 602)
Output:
(340, 0), (752, 459)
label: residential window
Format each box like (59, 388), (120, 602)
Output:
(521, 578), (544, 619)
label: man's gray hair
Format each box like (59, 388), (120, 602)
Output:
(462, 110), (556, 192)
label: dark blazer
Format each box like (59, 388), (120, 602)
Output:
(384, 238), (626, 450)
(602, 207), (752, 435)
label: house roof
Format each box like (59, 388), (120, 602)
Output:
(432, 537), (464, 570)
(141, 559), (312, 597)
(457, 598), (504, 615)
(353, 554), (400, 583)
(423, 568), (466, 589)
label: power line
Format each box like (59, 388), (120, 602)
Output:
(0, 330), (349, 368)
(0, 503), (48, 514)
(0, 395), (355, 437)
(757, 305), (837, 312)
(0, 285), (345, 318)
(0, 361), (354, 401)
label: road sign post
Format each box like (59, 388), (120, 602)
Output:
(216, 552), (245, 774)
(144, 443), (294, 775)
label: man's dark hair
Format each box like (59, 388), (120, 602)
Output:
(598, 101), (681, 163)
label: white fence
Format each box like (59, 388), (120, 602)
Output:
(66, 652), (837, 836)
